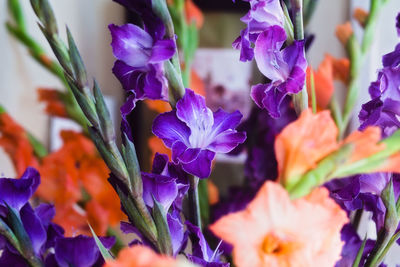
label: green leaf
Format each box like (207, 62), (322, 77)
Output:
(88, 224), (113, 260)
(39, 0), (58, 34)
(152, 197), (173, 255)
(27, 132), (48, 158)
(352, 236), (367, 267)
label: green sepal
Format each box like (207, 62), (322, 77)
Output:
(67, 27), (88, 88)
(282, 1), (295, 44)
(152, 0), (175, 39)
(0, 217), (22, 254)
(93, 80), (114, 142)
(88, 224), (114, 260)
(5, 203), (44, 267)
(152, 197), (173, 255)
(352, 236), (367, 267)
(114, 186), (158, 246)
(122, 134), (143, 197)
(38, 25), (73, 75)
(65, 74), (99, 129)
(382, 178), (398, 233)
(38, 0), (58, 34)
(88, 127), (127, 182)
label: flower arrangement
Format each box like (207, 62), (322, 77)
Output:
(1, 0), (400, 266)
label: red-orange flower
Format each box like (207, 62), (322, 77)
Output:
(210, 181), (348, 267)
(185, 0), (203, 29)
(0, 112), (38, 175)
(37, 88), (68, 118)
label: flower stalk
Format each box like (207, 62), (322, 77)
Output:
(290, 0), (309, 116)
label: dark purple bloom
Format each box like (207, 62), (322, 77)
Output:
(335, 224), (375, 267)
(233, 0), (285, 61)
(359, 67), (400, 137)
(113, 0), (165, 40)
(396, 12), (400, 37)
(186, 222), (228, 267)
(109, 23), (176, 138)
(142, 172), (179, 211)
(54, 235), (115, 267)
(0, 167), (40, 211)
(251, 26), (307, 117)
(152, 89), (246, 178)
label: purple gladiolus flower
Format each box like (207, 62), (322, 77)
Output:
(152, 89), (246, 178)
(54, 235), (115, 267)
(186, 222), (228, 267)
(109, 23), (176, 137)
(233, 0), (285, 61)
(396, 12), (400, 37)
(251, 26), (307, 117)
(0, 167), (40, 212)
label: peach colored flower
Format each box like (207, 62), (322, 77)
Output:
(105, 245), (198, 267)
(275, 109), (392, 188)
(210, 181), (348, 267)
(275, 109), (339, 187)
(37, 88), (68, 118)
(336, 22), (353, 46)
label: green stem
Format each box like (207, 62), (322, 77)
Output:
(188, 176), (202, 229)
(290, 0), (308, 115)
(310, 70), (317, 113)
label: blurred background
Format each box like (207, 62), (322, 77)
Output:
(1, 0), (400, 264)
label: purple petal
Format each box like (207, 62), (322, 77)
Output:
(211, 109), (243, 137)
(261, 83), (288, 118)
(149, 39), (176, 63)
(254, 26), (288, 82)
(152, 111), (191, 148)
(281, 40), (307, 93)
(151, 153), (170, 175)
(176, 89), (214, 134)
(172, 141), (201, 164)
(167, 211), (186, 256)
(142, 172), (178, 211)
(0, 167), (40, 211)
(397, 12), (400, 37)
(55, 235), (114, 267)
(109, 23), (153, 67)
(0, 247), (27, 266)
(181, 150), (215, 178)
(208, 131), (246, 153)
(382, 44), (400, 68)
(233, 28), (255, 62)
(20, 204), (47, 255)
(35, 203), (55, 228)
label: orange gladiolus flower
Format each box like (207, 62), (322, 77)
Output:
(336, 22), (353, 46)
(0, 112), (38, 175)
(353, 8), (369, 27)
(210, 181), (348, 267)
(275, 109), (390, 187)
(37, 130), (125, 236)
(105, 245), (198, 267)
(275, 109), (339, 186)
(208, 180), (219, 205)
(185, 0), (204, 29)
(37, 88), (68, 118)
(306, 54), (350, 110)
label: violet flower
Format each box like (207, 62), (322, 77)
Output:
(251, 26), (307, 117)
(233, 0), (285, 61)
(0, 168), (114, 267)
(109, 23), (176, 137)
(186, 222), (228, 267)
(152, 89), (246, 178)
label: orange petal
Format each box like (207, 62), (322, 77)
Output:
(342, 126), (386, 164)
(37, 88), (67, 117)
(353, 8), (369, 27)
(0, 113), (38, 175)
(185, 0), (204, 29)
(336, 22), (353, 46)
(207, 180), (219, 205)
(330, 55), (350, 84)
(275, 109), (339, 186)
(306, 56), (334, 110)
